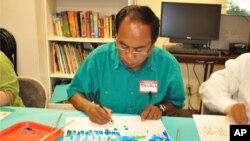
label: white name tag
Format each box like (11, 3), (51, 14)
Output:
(139, 80), (158, 93)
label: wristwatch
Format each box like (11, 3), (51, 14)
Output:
(155, 103), (167, 114)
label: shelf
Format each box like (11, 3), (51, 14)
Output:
(48, 36), (115, 43)
(45, 0), (133, 95)
(50, 73), (74, 79)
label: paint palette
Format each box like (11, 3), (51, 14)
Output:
(0, 121), (64, 141)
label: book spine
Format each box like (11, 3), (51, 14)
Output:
(61, 11), (71, 37)
(85, 11), (92, 38)
(67, 11), (77, 37)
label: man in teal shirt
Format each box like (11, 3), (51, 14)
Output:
(67, 5), (185, 124)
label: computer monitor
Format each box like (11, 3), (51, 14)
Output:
(160, 2), (221, 48)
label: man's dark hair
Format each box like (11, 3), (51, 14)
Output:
(115, 5), (160, 43)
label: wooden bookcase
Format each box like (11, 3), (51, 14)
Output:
(44, 0), (135, 108)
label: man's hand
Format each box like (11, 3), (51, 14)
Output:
(228, 104), (249, 124)
(140, 104), (162, 121)
(87, 104), (113, 124)
(69, 93), (112, 125)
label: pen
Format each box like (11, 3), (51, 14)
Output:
(176, 128), (180, 141)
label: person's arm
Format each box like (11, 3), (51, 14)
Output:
(69, 93), (113, 124)
(0, 91), (14, 106)
(0, 51), (24, 106)
(200, 54), (250, 124)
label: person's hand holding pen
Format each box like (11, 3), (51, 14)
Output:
(87, 103), (113, 124)
(87, 89), (113, 124)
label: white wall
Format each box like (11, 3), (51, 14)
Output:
(0, 0), (48, 93)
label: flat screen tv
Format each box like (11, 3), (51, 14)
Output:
(160, 2), (221, 48)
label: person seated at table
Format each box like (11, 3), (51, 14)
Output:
(67, 5), (185, 124)
(199, 53), (250, 124)
(0, 51), (24, 106)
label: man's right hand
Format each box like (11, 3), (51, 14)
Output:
(87, 104), (113, 124)
(69, 93), (112, 124)
(228, 104), (249, 124)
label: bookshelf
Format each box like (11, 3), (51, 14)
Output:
(44, 0), (135, 105)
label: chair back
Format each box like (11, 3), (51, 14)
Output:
(18, 77), (48, 108)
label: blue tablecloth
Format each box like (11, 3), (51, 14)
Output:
(0, 107), (200, 141)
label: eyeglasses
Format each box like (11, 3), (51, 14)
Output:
(116, 42), (151, 56)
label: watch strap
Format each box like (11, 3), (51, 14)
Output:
(155, 103), (167, 114)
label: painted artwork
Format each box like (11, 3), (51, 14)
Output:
(63, 116), (171, 141)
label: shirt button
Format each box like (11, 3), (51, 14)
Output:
(130, 92), (134, 95)
(105, 91), (108, 95)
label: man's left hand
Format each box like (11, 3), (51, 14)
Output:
(140, 104), (162, 121)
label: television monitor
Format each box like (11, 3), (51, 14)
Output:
(160, 2), (221, 48)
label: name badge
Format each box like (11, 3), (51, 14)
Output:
(139, 80), (158, 93)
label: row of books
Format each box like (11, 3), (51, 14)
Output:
(52, 10), (116, 38)
(50, 42), (93, 74)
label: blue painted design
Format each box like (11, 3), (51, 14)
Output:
(64, 130), (172, 141)
(148, 131), (171, 141)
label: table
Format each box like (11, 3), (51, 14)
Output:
(173, 53), (238, 81)
(173, 53), (238, 113)
(0, 107), (200, 141)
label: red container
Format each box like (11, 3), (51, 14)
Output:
(0, 121), (64, 141)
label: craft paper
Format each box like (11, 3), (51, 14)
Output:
(64, 116), (171, 141)
(193, 114), (237, 141)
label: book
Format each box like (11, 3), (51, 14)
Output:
(63, 43), (74, 74)
(52, 12), (63, 36)
(77, 11), (86, 37)
(51, 42), (60, 73)
(92, 11), (99, 38)
(85, 11), (92, 38)
(74, 11), (80, 37)
(61, 11), (71, 37)
(67, 11), (77, 37)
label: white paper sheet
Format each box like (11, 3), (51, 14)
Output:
(193, 114), (236, 141)
(63, 116), (171, 141)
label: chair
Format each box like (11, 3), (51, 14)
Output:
(18, 77), (48, 108)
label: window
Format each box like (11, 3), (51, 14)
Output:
(227, 0), (250, 16)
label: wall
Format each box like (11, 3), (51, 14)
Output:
(0, 0), (48, 94)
